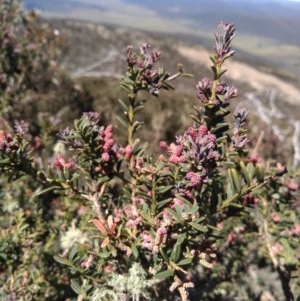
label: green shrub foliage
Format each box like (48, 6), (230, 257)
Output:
(0, 0), (59, 118)
(0, 2), (299, 301)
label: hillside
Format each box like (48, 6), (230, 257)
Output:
(53, 18), (300, 104)
(48, 18), (300, 166)
(24, 0), (300, 78)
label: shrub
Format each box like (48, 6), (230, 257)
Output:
(0, 3), (299, 301)
(0, 0), (94, 136)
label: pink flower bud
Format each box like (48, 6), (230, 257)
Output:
(199, 125), (208, 136)
(160, 141), (169, 151)
(103, 139), (114, 152)
(186, 127), (198, 141)
(270, 212), (281, 223)
(104, 124), (113, 139)
(156, 227), (167, 236)
(54, 153), (75, 170)
(124, 144), (133, 160)
(101, 152), (110, 162)
(271, 243), (282, 255)
(0, 130), (6, 142)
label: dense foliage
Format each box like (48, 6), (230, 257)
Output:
(0, 1), (299, 301)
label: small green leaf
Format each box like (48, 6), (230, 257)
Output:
(159, 247), (170, 264)
(71, 279), (82, 294)
(247, 163), (255, 180)
(132, 121), (143, 133)
(0, 158), (10, 165)
(189, 222), (208, 233)
(177, 233), (187, 244)
(190, 114), (201, 125)
(228, 168), (236, 193)
(207, 225), (223, 238)
(240, 161), (251, 185)
(229, 203), (243, 209)
(157, 198), (172, 209)
(142, 203), (150, 215)
(154, 268), (174, 280)
(156, 160), (165, 171)
(116, 116), (128, 128)
(131, 243), (139, 259)
(54, 255), (72, 266)
(47, 165), (54, 178)
(228, 168), (241, 193)
(37, 171), (47, 181)
(69, 246), (78, 261)
(177, 257), (193, 266)
(97, 175), (110, 184)
(136, 142), (148, 156)
(193, 216), (206, 224)
(120, 83), (132, 93)
(170, 243), (181, 263)
(223, 161), (236, 168)
(158, 170), (173, 177)
(98, 252), (111, 258)
(166, 208), (181, 220)
(122, 77), (135, 85)
(216, 93), (225, 102)
(256, 165), (265, 183)
(174, 194), (193, 205)
(190, 204), (200, 216)
(35, 185), (61, 196)
(231, 168), (241, 193)
(156, 185), (173, 194)
(133, 103), (145, 114)
(218, 68), (227, 78)
(210, 55), (216, 64)
(170, 233), (186, 263)
(118, 98), (128, 111)
(71, 172), (80, 182)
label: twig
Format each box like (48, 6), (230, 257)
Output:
(252, 130), (265, 157)
(292, 121), (300, 170)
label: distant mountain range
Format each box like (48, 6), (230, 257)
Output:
(132, 0), (300, 46)
(23, 0), (300, 76)
(24, 0), (300, 46)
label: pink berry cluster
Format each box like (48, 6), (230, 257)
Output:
(0, 130), (16, 154)
(126, 43), (161, 69)
(54, 153), (75, 170)
(196, 77), (238, 104)
(141, 226), (168, 255)
(0, 121), (28, 154)
(58, 112), (134, 176)
(98, 124), (115, 162)
(125, 43), (169, 96)
(160, 124), (219, 189)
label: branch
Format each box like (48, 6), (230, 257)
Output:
(292, 121), (300, 170)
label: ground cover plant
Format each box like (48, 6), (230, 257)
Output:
(0, 1), (299, 301)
